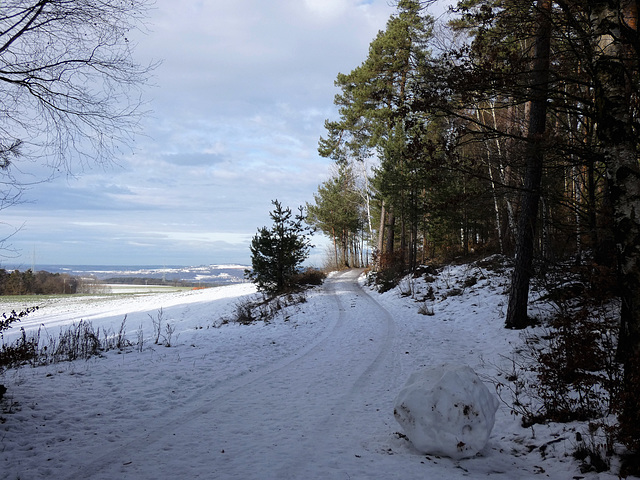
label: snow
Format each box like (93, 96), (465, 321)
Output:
(0, 265), (634, 479)
(393, 364), (499, 459)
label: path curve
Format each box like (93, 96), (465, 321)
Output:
(67, 269), (398, 480)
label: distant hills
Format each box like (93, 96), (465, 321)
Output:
(4, 264), (250, 286)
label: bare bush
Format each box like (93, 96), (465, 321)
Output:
(1, 316), (138, 371)
(149, 307), (177, 347)
(417, 302), (434, 316)
(150, 308), (165, 345)
(229, 292), (307, 326)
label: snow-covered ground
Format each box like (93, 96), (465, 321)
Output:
(0, 264), (632, 479)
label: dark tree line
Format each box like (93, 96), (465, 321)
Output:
(0, 269), (79, 295)
(308, 0), (640, 461)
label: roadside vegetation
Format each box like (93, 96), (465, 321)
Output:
(0, 310), (137, 372)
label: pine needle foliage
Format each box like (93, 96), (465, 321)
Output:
(246, 200), (314, 296)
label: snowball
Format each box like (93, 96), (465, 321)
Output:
(393, 364), (499, 459)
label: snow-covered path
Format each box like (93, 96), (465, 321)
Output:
(49, 269), (396, 479)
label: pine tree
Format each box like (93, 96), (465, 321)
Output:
(307, 164), (365, 268)
(319, 0), (434, 268)
(246, 200), (314, 296)
(505, 0), (552, 329)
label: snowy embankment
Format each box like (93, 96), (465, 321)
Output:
(0, 264), (631, 479)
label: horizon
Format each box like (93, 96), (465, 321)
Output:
(0, 245), (327, 271)
(0, 263), (251, 272)
(1, 263), (250, 268)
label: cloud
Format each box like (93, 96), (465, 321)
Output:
(303, 0), (349, 20)
(161, 152), (226, 167)
(2, 0), (401, 267)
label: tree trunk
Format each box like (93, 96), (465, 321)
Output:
(377, 201), (386, 259)
(478, 105), (505, 253)
(589, 0), (640, 451)
(332, 227), (339, 270)
(590, 0), (640, 358)
(505, 0), (552, 329)
(385, 209), (396, 256)
(502, 104), (520, 250)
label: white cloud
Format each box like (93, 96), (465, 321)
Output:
(3, 0), (401, 266)
(303, 0), (349, 20)
(155, 231), (253, 245)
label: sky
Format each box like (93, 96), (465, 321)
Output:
(0, 0), (448, 268)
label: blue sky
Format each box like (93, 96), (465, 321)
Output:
(0, 0), (446, 268)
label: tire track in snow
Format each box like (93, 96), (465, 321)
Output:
(65, 270), (397, 480)
(272, 269), (397, 479)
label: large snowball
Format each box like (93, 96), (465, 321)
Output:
(393, 364), (499, 459)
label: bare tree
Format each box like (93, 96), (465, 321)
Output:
(0, 0), (155, 174)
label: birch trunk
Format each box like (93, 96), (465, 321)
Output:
(589, 0), (640, 449)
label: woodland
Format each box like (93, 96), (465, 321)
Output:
(305, 0), (640, 469)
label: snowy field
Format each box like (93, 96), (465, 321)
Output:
(103, 284), (191, 294)
(0, 264), (633, 479)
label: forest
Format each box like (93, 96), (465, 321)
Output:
(0, 269), (81, 295)
(306, 0), (640, 469)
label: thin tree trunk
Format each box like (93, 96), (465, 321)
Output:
(506, 0), (552, 329)
(332, 227), (339, 270)
(358, 158), (374, 264)
(497, 104), (518, 247)
(477, 106), (505, 253)
(574, 165), (582, 259)
(377, 201), (386, 258)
